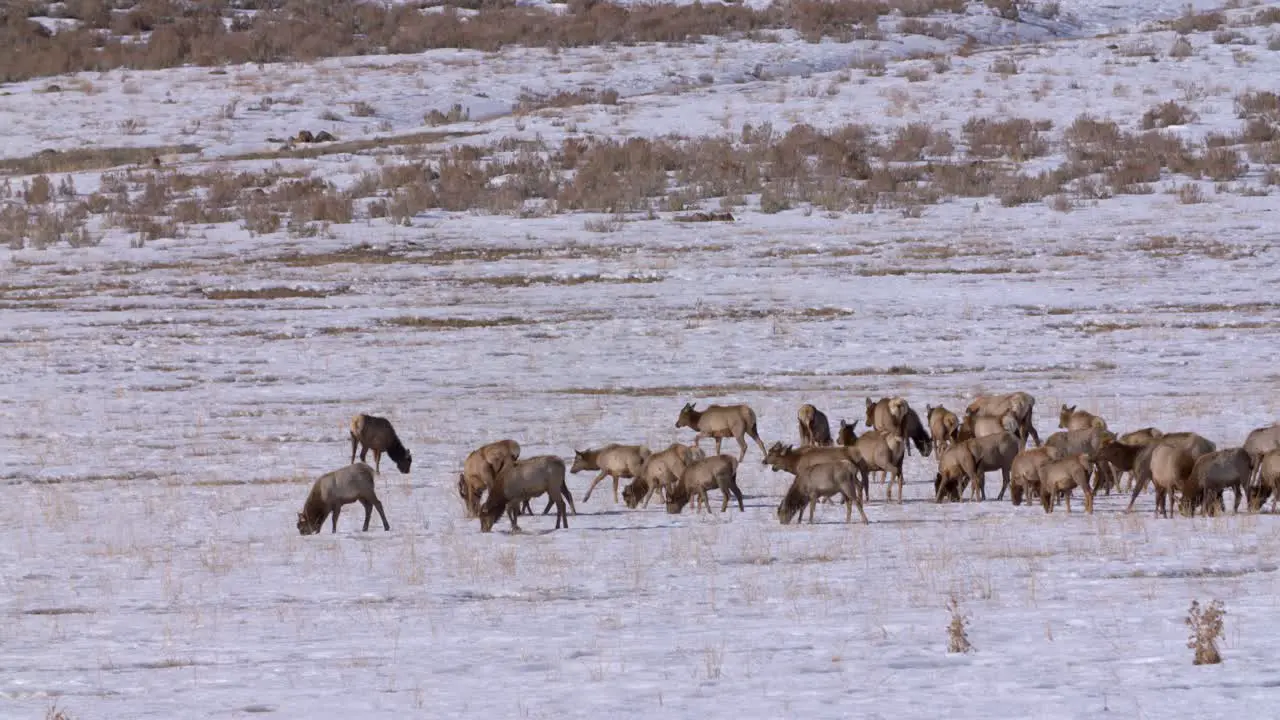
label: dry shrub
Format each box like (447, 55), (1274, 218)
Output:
(946, 595), (973, 654)
(1171, 8), (1223, 34)
(516, 87), (619, 113)
(898, 18), (954, 38)
(1186, 599), (1225, 665)
(962, 117), (1048, 160)
(1247, 140), (1280, 164)
(893, 0), (967, 16)
(24, 175), (52, 204)
(990, 56), (1018, 75)
(1195, 147), (1247, 181)
(787, 0), (889, 42)
(885, 122), (952, 161)
(1169, 36), (1194, 58)
(1141, 101), (1197, 130)
(1236, 91), (1280, 122)
(984, 0), (1021, 20)
(1242, 118), (1278, 143)
(1175, 182), (1205, 204)
(425, 104), (470, 126)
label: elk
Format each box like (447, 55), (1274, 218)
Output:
(1191, 448), (1252, 516)
(836, 419), (859, 447)
(479, 456), (571, 533)
(926, 405), (960, 455)
(1039, 454), (1095, 514)
(966, 392), (1040, 447)
(776, 461), (868, 525)
(1125, 432), (1217, 512)
(572, 444), (650, 504)
(1244, 423), (1280, 486)
(1044, 427), (1117, 493)
(1095, 439), (1147, 494)
(1145, 444), (1199, 518)
(763, 442), (870, 500)
(458, 439), (522, 517)
(296, 462), (390, 535)
(933, 431), (1020, 502)
(622, 443), (704, 509)
(797, 404), (833, 447)
(955, 412), (1019, 444)
(1007, 446), (1065, 506)
(1249, 449), (1280, 513)
(865, 397), (908, 436)
(847, 429), (906, 502)
(348, 413), (413, 475)
(1058, 404), (1108, 431)
(665, 454), (745, 514)
(675, 402), (768, 462)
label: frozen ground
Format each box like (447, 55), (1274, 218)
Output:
(3, 1), (1280, 718)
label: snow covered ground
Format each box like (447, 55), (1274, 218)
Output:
(2, 2), (1280, 718)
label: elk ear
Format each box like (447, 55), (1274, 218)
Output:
(865, 398), (873, 408)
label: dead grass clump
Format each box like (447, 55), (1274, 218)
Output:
(1174, 182), (1206, 204)
(787, 0), (890, 43)
(898, 18), (955, 39)
(983, 0), (1020, 20)
(45, 701), (73, 720)
(0, 144), (200, 176)
(1141, 101), (1197, 130)
(1195, 147), (1247, 181)
(1169, 35), (1194, 57)
(1235, 91), (1280, 122)
(894, 0), (967, 16)
(990, 56), (1018, 75)
(885, 122), (950, 161)
(946, 595), (973, 654)
(962, 117), (1048, 160)
(203, 287), (334, 300)
(1186, 599), (1225, 665)
(384, 316), (527, 329)
(516, 87), (619, 114)
(1170, 8), (1223, 34)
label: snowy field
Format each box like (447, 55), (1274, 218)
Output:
(3, 1), (1280, 718)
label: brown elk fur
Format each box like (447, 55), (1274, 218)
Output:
(797, 404), (833, 447)
(777, 461), (867, 525)
(676, 402), (768, 462)
(572, 444), (651, 504)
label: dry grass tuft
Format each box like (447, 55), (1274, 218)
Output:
(1186, 599), (1225, 665)
(0, 144), (200, 176)
(1141, 101), (1197, 130)
(946, 595), (973, 654)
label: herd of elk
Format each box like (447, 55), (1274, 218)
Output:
(297, 401), (1280, 535)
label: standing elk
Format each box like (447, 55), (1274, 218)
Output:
(927, 405), (960, 455)
(956, 412), (1019, 444)
(777, 460), (868, 525)
(296, 462), (390, 535)
(1044, 427), (1117, 494)
(479, 456), (572, 533)
(1244, 423), (1280, 487)
(349, 413), (413, 474)
(797, 404), (833, 447)
(675, 402), (768, 462)
(572, 444), (650, 504)
(458, 439), (522, 517)
(966, 392), (1040, 448)
(1191, 448), (1253, 516)
(1145, 444), (1199, 518)
(1059, 404), (1108, 431)
(764, 442), (870, 500)
(842, 428), (906, 502)
(866, 397), (908, 436)
(1249, 449), (1280, 513)
(1125, 432), (1217, 512)
(934, 431), (1020, 502)
(665, 454), (745, 514)
(836, 419), (859, 447)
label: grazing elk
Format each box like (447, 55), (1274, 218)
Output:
(1249, 449), (1280, 513)
(967, 392), (1040, 447)
(900, 406), (934, 457)
(665, 454), (745, 514)
(1007, 446), (1065, 506)
(1039, 454), (1095, 514)
(1059, 404), (1108, 431)
(479, 456), (571, 533)
(296, 462), (390, 535)
(934, 431), (1020, 502)
(1044, 427), (1117, 493)
(797, 404), (833, 447)
(1095, 439), (1146, 494)
(675, 402), (768, 462)
(926, 405), (960, 455)
(572, 444), (651, 504)
(1191, 448), (1253, 516)
(349, 413), (413, 474)
(764, 442), (870, 500)
(622, 443), (704, 509)
(1125, 432), (1217, 512)
(777, 461), (868, 525)
(458, 439), (522, 517)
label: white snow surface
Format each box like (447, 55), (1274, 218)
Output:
(3, 2), (1280, 718)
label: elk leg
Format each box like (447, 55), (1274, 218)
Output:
(372, 449), (382, 474)
(713, 437), (723, 457)
(331, 506), (341, 533)
(736, 435), (748, 462)
(374, 499), (390, 530)
(612, 474), (620, 504)
(350, 436), (359, 465)
(563, 483), (578, 515)
(582, 470), (609, 503)
(731, 481), (744, 512)
(361, 499), (373, 530)
(556, 496), (568, 530)
(700, 489), (712, 514)
(808, 498), (818, 524)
